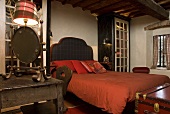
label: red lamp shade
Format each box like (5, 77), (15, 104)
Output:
(13, 0), (38, 25)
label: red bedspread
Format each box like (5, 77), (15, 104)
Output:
(67, 71), (170, 114)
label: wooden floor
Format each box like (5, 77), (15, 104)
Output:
(1, 92), (135, 114)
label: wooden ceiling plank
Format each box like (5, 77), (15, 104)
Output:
(55, 0), (65, 3)
(67, 0), (82, 4)
(106, 4), (133, 12)
(128, 10), (144, 18)
(125, 0), (169, 20)
(60, 0), (81, 5)
(162, 3), (170, 9)
(54, 0), (170, 19)
(114, 5), (136, 13)
(157, 0), (170, 5)
(85, 0), (109, 10)
(72, 0), (85, 7)
(61, 0), (68, 5)
(82, 0), (102, 10)
(89, 0), (122, 11)
(83, 0), (121, 10)
(93, 1), (130, 15)
(131, 13), (145, 18)
(77, 0), (100, 8)
(120, 9), (139, 15)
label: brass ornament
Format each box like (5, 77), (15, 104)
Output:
(154, 103), (159, 113)
(136, 92), (140, 100)
(143, 94), (147, 100)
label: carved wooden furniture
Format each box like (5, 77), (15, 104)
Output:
(0, 75), (64, 114)
(135, 83), (170, 114)
(3, 20), (50, 82)
(55, 66), (73, 96)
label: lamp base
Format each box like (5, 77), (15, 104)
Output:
(2, 66), (51, 82)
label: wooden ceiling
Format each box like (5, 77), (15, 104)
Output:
(51, 0), (170, 20)
(7, 0), (170, 20)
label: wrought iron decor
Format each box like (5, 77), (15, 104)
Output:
(3, 0), (50, 82)
(3, 21), (50, 82)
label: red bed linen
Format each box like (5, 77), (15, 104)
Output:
(67, 71), (170, 114)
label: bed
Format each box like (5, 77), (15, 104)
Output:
(50, 37), (170, 114)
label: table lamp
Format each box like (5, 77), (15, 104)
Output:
(13, 0), (38, 25)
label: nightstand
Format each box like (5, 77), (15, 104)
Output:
(100, 62), (112, 70)
(0, 75), (64, 114)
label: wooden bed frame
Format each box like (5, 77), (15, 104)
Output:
(50, 37), (93, 61)
(50, 37), (170, 114)
(50, 37), (135, 114)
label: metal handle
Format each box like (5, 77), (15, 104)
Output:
(154, 103), (159, 113)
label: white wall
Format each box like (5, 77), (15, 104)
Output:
(153, 27), (170, 35)
(130, 16), (158, 70)
(51, 1), (98, 60)
(130, 16), (170, 77)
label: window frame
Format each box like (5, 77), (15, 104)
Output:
(154, 34), (170, 68)
(157, 35), (166, 67)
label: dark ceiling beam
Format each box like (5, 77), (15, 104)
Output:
(82, 0), (122, 11)
(162, 3), (170, 10)
(130, 12), (145, 18)
(120, 9), (139, 17)
(157, 0), (170, 5)
(128, 11), (145, 18)
(155, 0), (170, 10)
(72, 0), (84, 7)
(103, 4), (132, 13)
(62, 0), (68, 5)
(125, 0), (169, 20)
(55, 0), (64, 2)
(77, 0), (100, 8)
(88, 0), (122, 11)
(82, 0), (101, 10)
(114, 5), (136, 13)
(85, 0), (110, 10)
(92, 1), (130, 15)
(116, 7), (137, 14)
(67, 0), (83, 5)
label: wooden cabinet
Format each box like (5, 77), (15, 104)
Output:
(98, 13), (130, 72)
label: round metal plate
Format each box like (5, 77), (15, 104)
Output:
(12, 27), (40, 64)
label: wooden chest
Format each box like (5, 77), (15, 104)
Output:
(135, 83), (170, 114)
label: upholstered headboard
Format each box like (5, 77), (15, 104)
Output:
(50, 37), (93, 61)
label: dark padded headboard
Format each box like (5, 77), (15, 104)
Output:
(50, 37), (93, 61)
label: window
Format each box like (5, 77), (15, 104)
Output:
(157, 35), (166, 67)
(152, 34), (170, 69)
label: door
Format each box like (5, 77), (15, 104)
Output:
(114, 18), (129, 72)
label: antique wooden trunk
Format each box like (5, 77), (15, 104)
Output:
(135, 83), (170, 114)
